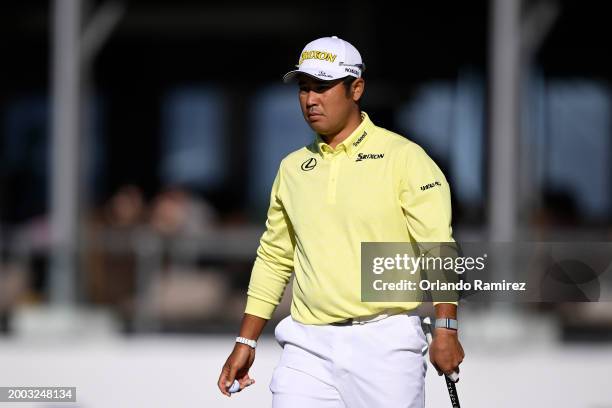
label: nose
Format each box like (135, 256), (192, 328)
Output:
(305, 90), (318, 108)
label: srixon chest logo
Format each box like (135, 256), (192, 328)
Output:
(420, 181), (442, 191)
(355, 153), (384, 162)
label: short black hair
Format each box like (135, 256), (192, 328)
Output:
(341, 76), (357, 96)
(341, 76), (363, 109)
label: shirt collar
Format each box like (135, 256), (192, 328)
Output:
(316, 112), (374, 158)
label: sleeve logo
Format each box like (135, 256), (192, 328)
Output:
(420, 181), (442, 191)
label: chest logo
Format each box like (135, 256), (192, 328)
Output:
(301, 157), (317, 171)
(355, 152), (384, 162)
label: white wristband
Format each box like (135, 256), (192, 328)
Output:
(236, 336), (257, 349)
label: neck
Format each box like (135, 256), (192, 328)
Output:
(322, 110), (362, 149)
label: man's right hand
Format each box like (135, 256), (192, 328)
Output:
(217, 343), (256, 397)
(217, 313), (267, 396)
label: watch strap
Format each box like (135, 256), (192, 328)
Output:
(236, 336), (257, 349)
(434, 318), (458, 330)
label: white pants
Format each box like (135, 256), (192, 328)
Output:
(270, 313), (428, 408)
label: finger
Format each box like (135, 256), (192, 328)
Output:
(238, 374), (255, 389)
(220, 364), (239, 398)
(443, 364), (459, 376)
(432, 362), (443, 376)
(218, 368), (231, 397)
(218, 378), (230, 396)
(239, 378), (256, 390)
(226, 366), (239, 389)
(230, 378), (255, 394)
(237, 373), (251, 382)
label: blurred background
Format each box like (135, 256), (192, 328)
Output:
(1, 0), (611, 407)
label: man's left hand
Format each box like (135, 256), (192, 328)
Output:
(428, 328), (464, 380)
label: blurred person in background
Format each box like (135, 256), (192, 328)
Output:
(87, 184), (226, 328)
(218, 36), (464, 407)
(147, 185), (228, 327)
(0, 262), (29, 332)
(149, 186), (217, 237)
(85, 185), (146, 318)
(105, 184), (146, 228)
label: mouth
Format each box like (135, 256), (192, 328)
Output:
(307, 112), (323, 121)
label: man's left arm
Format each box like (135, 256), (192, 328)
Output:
(399, 144), (465, 378)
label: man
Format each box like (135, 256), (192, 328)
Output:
(218, 36), (464, 407)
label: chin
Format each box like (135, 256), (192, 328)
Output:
(308, 121), (329, 135)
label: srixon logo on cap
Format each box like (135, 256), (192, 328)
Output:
(299, 50), (337, 65)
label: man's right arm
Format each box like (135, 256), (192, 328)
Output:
(218, 167), (295, 396)
(245, 167), (296, 319)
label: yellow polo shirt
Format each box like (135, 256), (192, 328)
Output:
(246, 112), (455, 325)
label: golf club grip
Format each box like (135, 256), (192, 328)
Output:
(445, 376), (461, 408)
(447, 371), (459, 382)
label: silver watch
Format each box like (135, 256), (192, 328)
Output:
(236, 336), (257, 349)
(434, 318), (458, 330)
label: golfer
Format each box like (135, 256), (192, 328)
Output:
(218, 35), (464, 407)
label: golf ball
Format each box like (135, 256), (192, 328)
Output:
(229, 379), (240, 393)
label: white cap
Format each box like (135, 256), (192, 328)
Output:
(283, 36), (365, 83)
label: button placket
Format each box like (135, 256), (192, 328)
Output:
(327, 153), (340, 204)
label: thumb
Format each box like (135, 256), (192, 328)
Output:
(225, 366), (238, 388)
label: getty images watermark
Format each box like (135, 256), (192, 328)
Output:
(361, 242), (612, 302)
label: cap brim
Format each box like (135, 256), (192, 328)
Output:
(282, 68), (345, 84)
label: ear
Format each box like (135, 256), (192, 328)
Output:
(351, 78), (365, 102)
